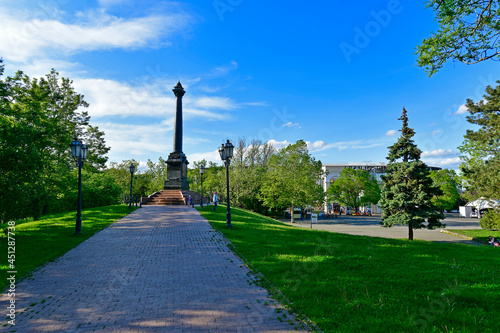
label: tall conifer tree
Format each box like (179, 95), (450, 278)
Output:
(379, 108), (444, 240)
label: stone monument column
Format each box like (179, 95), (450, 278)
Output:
(173, 82), (184, 153)
(164, 82), (189, 190)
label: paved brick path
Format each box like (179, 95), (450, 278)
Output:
(2, 206), (308, 332)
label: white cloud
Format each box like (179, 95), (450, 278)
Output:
(193, 96), (238, 110)
(307, 140), (325, 150)
(3, 58), (81, 78)
(184, 136), (212, 145)
(74, 78), (176, 118)
(307, 139), (385, 152)
(455, 104), (468, 115)
(421, 149), (461, 168)
(0, 7), (192, 63)
(267, 139), (291, 150)
(198, 85), (224, 93)
(98, 0), (132, 7)
(241, 102), (268, 107)
(189, 149), (223, 165)
(266, 139), (330, 153)
(432, 130), (441, 135)
(282, 121), (301, 129)
(99, 120), (224, 164)
(351, 142), (384, 149)
(422, 157), (462, 168)
(385, 129), (397, 136)
(212, 61), (238, 76)
(183, 108), (226, 120)
(98, 122), (172, 160)
(266, 138), (386, 154)
(421, 149), (457, 158)
(74, 78), (232, 120)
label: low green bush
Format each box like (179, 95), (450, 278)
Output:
(479, 210), (500, 230)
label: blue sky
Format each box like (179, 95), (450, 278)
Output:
(1, 0), (498, 170)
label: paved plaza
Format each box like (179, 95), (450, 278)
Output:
(281, 213), (483, 245)
(2, 206), (308, 332)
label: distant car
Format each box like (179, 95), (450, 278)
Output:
(480, 209), (490, 215)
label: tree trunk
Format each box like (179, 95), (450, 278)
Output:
(408, 221), (414, 241)
(291, 202), (295, 223)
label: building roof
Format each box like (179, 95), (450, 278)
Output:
(323, 163), (387, 167)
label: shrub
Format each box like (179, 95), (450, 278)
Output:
(82, 171), (122, 208)
(479, 210), (500, 230)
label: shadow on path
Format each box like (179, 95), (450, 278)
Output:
(1, 206), (308, 332)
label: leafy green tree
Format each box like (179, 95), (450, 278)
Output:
(379, 108), (444, 240)
(327, 168), (380, 214)
(0, 63), (109, 222)
(246, 139), (275, 168)
(416, 0), (500, 76)
(429, 169), (461, 212)
(227, 139), (270, 212)
(105, 160), (148, 199)
(459, 81), (500, 200)
(48, 170), (122, 212)
(187, 160), (224, 202)
(188, 140), (275, 213)
(230, 138), (249, 208)
(260, 140), (324, 222)
(82, 125), (110, 171)
(144, 157), (168, 194)
(81, 171), (122, 208)
(187, 159), (205, 194)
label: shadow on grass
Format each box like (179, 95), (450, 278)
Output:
(0, 205), (139, 291)
(198, 205), (500, 333)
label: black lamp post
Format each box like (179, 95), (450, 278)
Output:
(219, 140), (234, 227)
(200, 165), (205, 208)
(129, 163), (135, 208)
(70, 138), (88, 234)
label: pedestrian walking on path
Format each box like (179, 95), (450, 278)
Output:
(213, 191), (218, 211)
(1, 206), (307, 332)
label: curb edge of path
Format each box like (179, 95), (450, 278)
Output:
(440, 229), (488, 245)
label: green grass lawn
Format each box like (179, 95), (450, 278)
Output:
(199, 205), (500, 333)
(448, 229), (500, 244)
(0, 205), (138, 291)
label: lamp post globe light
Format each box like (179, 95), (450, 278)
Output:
(70, 138), (88, 234)
(200, 164), (205, 208)
(129, 163), (135, 208)
(218, 140), (234, 227)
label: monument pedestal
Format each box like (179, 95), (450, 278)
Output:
(164, 151), (189, 190)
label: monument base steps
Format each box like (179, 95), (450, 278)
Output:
(142, 190), (186, 206)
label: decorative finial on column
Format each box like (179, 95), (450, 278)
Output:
(173, 81), (185, 97)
